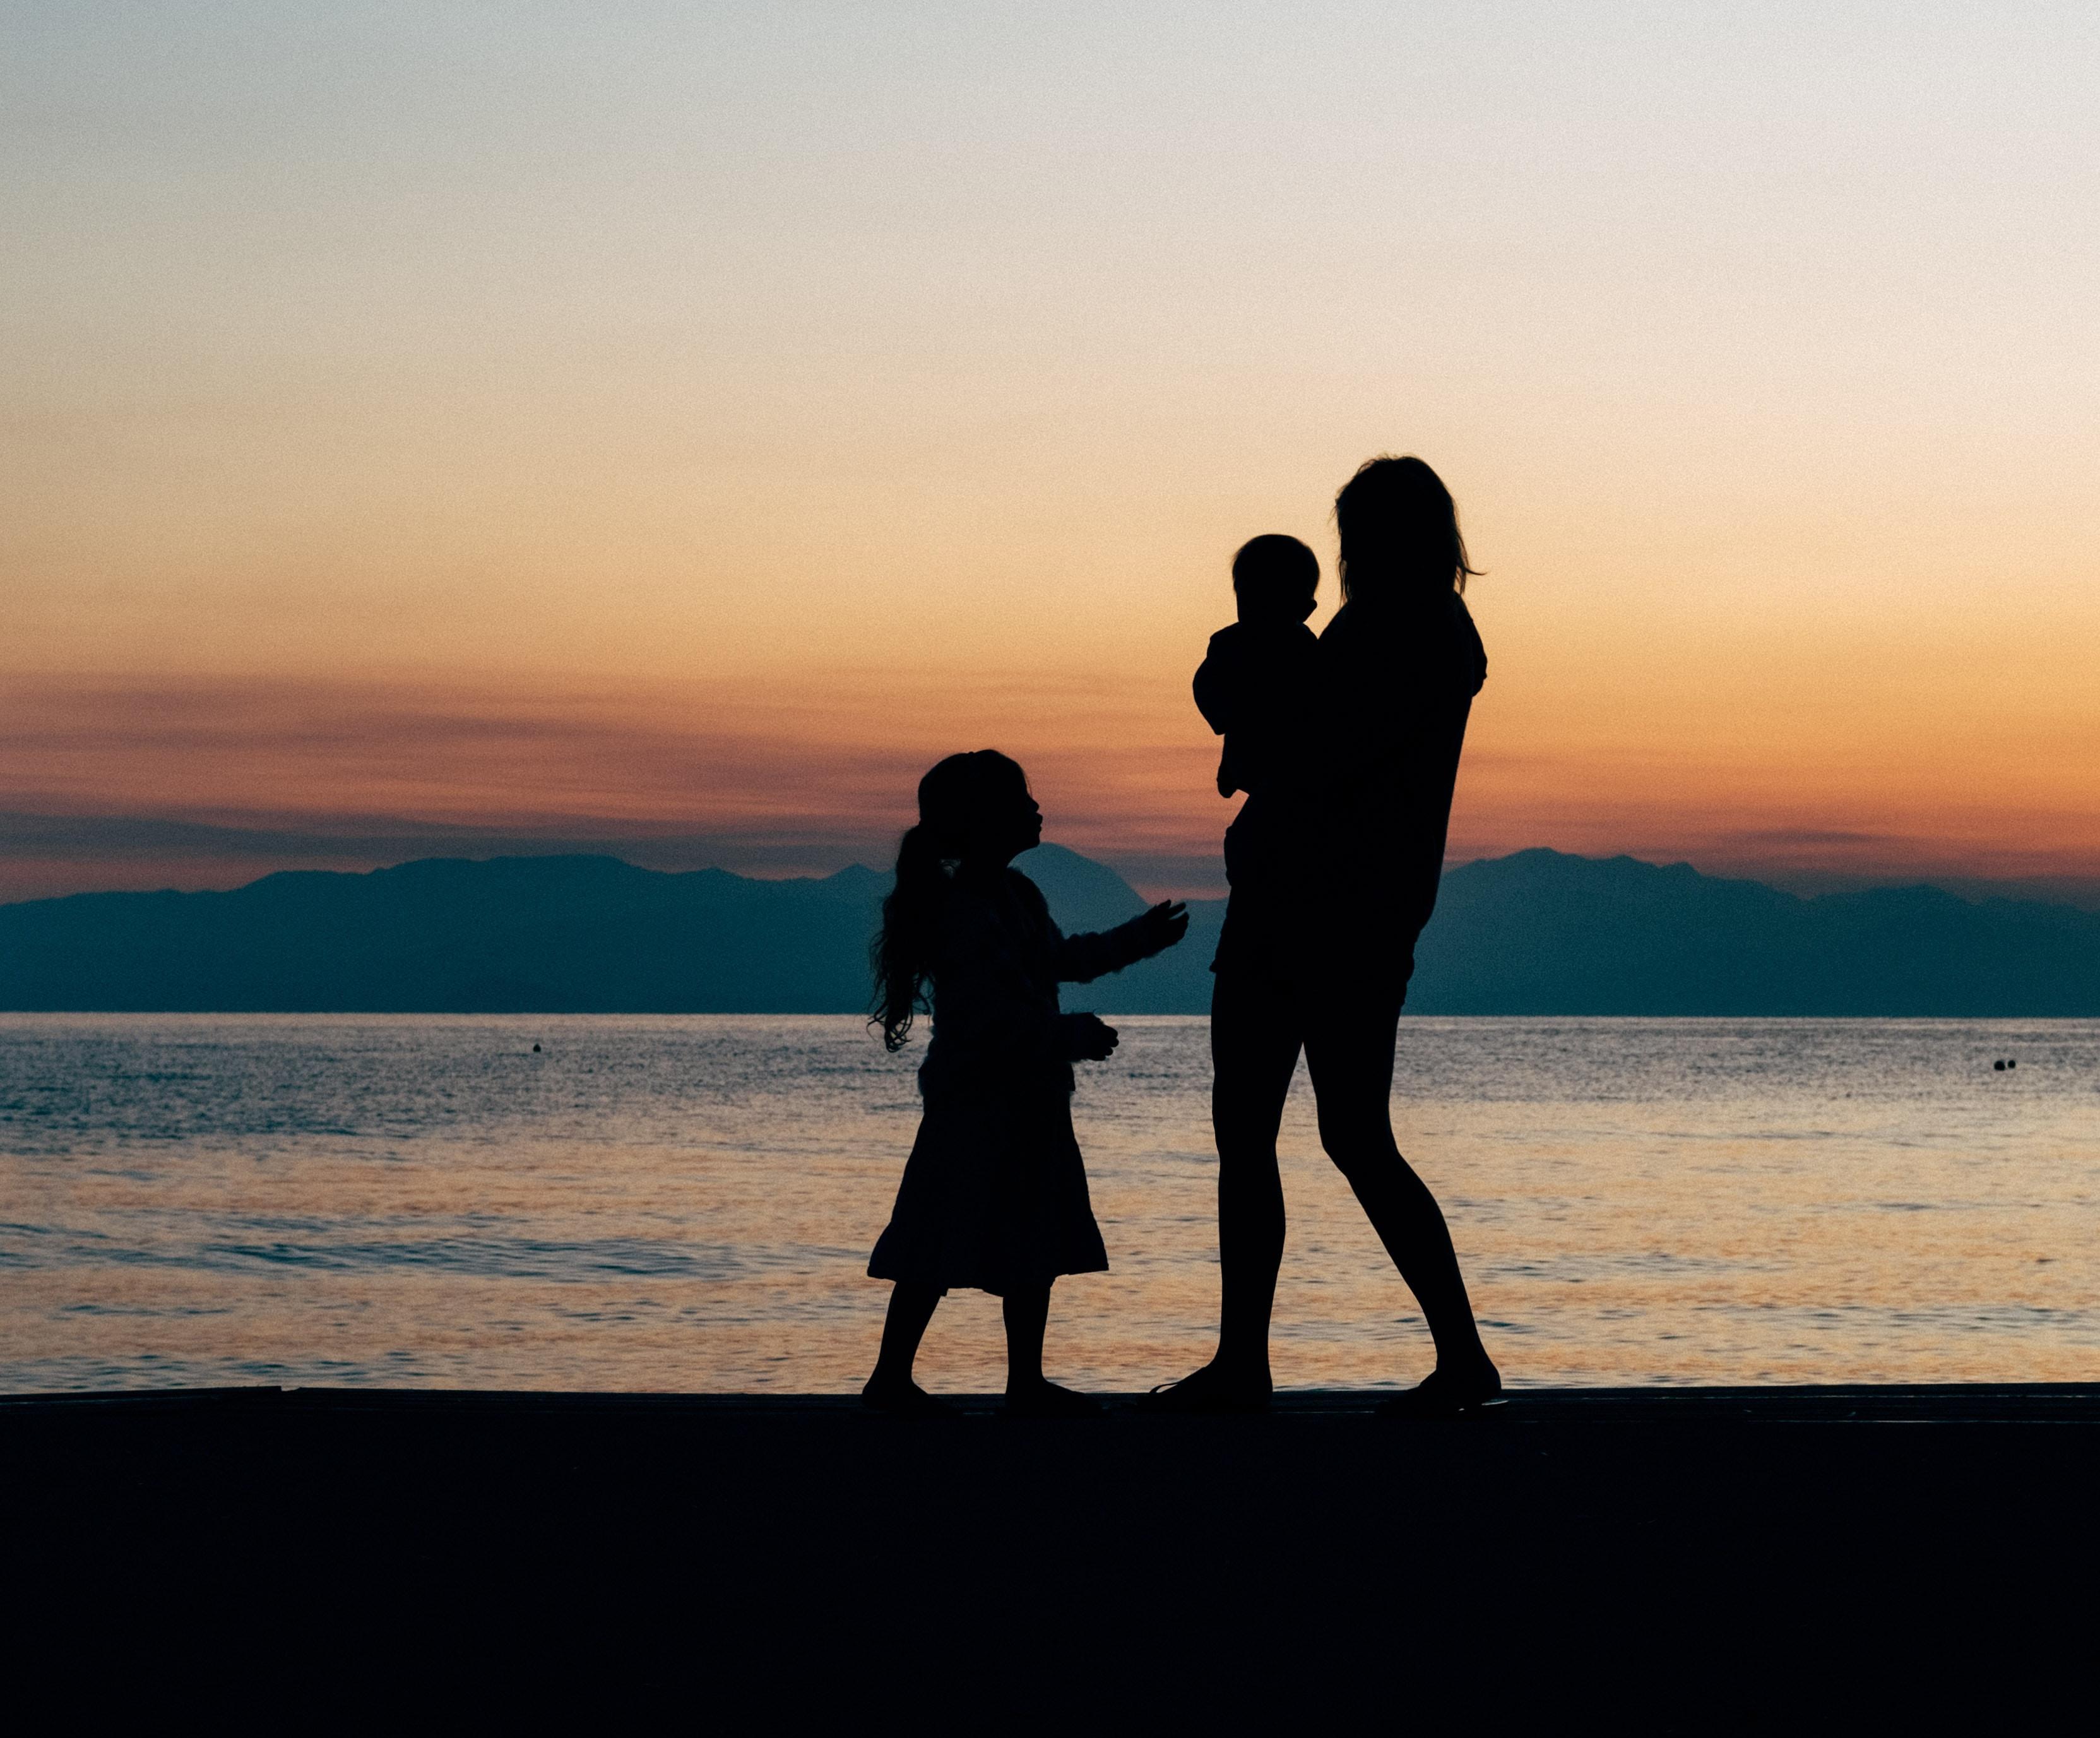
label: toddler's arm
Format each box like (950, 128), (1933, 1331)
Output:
(1207, 624), (1320, 800)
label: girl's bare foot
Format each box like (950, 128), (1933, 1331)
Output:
(861, 1374), (956, 1417)
(1002, 1379), (1102, 1419)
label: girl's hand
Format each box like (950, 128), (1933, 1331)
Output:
(1069, 1013), (1119, 1061)
(1134, 901), (1190, 958)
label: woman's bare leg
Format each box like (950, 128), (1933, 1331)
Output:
(1304, 997), (1495, 1386)
(1211, 968), (1304, 1388)
(1141, 965), (1301, 1410)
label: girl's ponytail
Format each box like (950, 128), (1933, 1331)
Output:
(871, 820), (950, 1051)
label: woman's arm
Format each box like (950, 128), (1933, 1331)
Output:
(1312, 597), (1485, 811)
(1192, 625), (1243, 736)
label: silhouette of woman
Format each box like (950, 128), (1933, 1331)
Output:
(1148, 456), (1501, 1415)
(864, 750), (1188, 1415)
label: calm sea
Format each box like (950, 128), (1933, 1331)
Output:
(3, 1013), (2096, 1394)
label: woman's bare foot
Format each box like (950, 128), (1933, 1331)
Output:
(1002, 1379), (1102, 1419)
(861, 1373), (956, 1417)
(1133, 1360), (1271, 1415)
(1373, 1357), (1502, 1419)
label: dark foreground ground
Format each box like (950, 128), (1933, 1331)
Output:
(8, 1384), (2097, 1712)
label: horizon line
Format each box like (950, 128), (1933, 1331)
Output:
(10, 840), (2100, 917)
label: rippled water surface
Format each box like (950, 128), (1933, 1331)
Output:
(4, 1014), (2097, 1393)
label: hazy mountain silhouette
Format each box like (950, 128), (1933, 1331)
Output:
(3, 843), (2096, 1015)
(1411, 849), (2100, 1015)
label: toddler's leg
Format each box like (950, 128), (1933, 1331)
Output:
(863, 1282), (948, 1414)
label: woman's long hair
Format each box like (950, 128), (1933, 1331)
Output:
(1334, 455), (1480, 602)
(870, 749), (1029, 1051)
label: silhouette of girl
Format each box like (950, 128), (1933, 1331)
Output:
(1149, 456), (1502, 1415)
(865, 750), (1188, 1415)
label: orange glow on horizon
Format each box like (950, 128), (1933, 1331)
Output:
(6, 10), (2096, 907)
(4, 648), (2097, 908)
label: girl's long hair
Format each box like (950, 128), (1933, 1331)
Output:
(870, 749), (1028, 1051)
(1334, 455), (1480, 602)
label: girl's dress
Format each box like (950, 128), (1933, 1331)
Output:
(868, 866), (1153, 1297)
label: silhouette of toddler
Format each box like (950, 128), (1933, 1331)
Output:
(1192, 535), (1320, 799)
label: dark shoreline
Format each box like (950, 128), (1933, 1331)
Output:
(11, 1379), (2100, 1416)
(12, 1384), (2093, 1702)
(8, 1387), (2091, 1672)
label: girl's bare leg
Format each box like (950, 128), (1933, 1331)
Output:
(1002, 1285), (1050, 1390)
(1003, 1283), (1100, 1416)
(864, 1282), (943, 1408)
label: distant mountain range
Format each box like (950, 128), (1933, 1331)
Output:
(3, 845), (2097, 1015)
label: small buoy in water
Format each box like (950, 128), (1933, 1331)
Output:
(1993, 1059), (2006, 1071)
(533, 1043), (542, 1053)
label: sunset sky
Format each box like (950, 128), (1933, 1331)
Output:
(6, 4), (2096, 905)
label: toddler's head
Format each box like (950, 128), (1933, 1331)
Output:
(1231, 534), (1319, 625)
